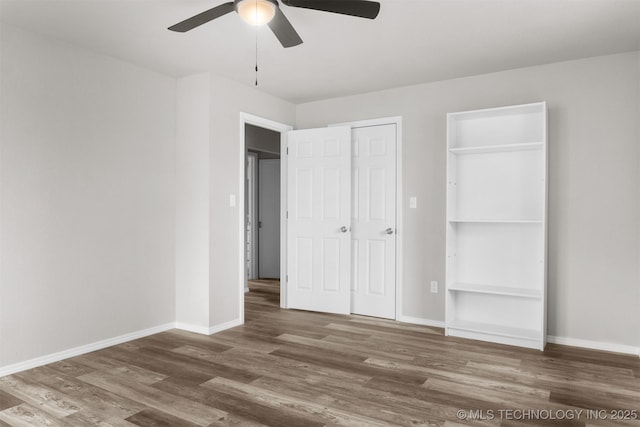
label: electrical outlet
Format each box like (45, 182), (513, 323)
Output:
(430, 281), (438, 293)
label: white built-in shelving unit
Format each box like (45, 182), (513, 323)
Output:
(445, 102), (548, 350)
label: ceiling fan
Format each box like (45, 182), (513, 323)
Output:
(168, 0), (381, 48)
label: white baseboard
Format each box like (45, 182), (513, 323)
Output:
(0, 322), (175, 378)
(174, 318), (243, 336)
(395, 321), (639, 356)
(174, 322), (211, 335)
(396, 315), (445, 328)
(207, 318), (243, 335)
(547, 335), (640, 357)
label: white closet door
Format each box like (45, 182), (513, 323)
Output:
(286, 126), (351, 314)
(351, 124), (397, 319)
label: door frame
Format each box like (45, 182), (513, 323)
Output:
(328, 116), (404, 320)
(238, 113), (293, 322)
(246, 151), (259, 284)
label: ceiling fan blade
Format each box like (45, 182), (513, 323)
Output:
(168, 2), (235, 32)
(268, 7), (303, 48)
(281, 0), (380, 19)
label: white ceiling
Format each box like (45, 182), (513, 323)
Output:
(1, 0), (639, 103)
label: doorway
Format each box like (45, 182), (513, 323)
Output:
(239, 114), (293, 323)
(245, 124), (281, 291)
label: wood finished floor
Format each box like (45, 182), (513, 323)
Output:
(1, 279), (639, 426)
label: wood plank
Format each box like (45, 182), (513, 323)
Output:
(0, 374), (81, 418)
(0, 389), (22, 411)
(249, 370), (466, 426)
(152, 376), (322, 427)
(270, 343), (428, 385)
(47, 359), (96, 378)
(73, 355), (168, 385)
(364, 375), (500, 415)
(93, 347), (216, 385)
(0, 403), (66, 427)
(62, 410), (140, 427)
(78, 371), (227, 427)
(549, 390), (640, 412)
(125, 408), (201, 427)
(16, 366), (144, 420)
(130, 346), (261, 384)
(203, 376), (389, 427)
(141, 331), (233, 354)
(276, 332), (416, 362)
(171, 345), (371, 386)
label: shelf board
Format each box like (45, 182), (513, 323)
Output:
(449, 142), (543, 154)
(447, 102), (546, 120)
(447, 320), (540, 340)
(448, 219), (543, 224)
(448, 283), (541, 299)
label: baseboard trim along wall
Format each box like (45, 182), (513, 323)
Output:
(207, 318), (243, 335)
(173, 322), (211, 335)
(396, 317), (640, 357)
(547, 335), (640, 357)
(0, 322), (175, 377)
(397, 315), (445, 329)
(173, 318), (243, 336)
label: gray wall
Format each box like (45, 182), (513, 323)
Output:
(173, 73), (294, 331)
(209, 74), (295, 326)
(296, 52), (640, 348)
(175, 73), (211, 331)
(0, 25), (177, 367)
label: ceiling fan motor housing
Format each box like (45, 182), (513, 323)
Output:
(234, 0), (279, 12)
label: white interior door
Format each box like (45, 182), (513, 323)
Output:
(287, 126), (351, 314)
(351, 124), (397, 319)
(258, 159), (281, 278)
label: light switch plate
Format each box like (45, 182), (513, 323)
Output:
(229, 194), (236, 207)
(410, 197), (417, 209)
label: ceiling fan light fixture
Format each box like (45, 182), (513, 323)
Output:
(237, 0), (277, 26)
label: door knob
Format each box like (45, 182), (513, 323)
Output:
(340, 226), (348, 233)
(385, 228), (394, 235)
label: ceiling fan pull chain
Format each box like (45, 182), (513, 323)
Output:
(255, 15), (259, 85)
(255, 0), (259, 86)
